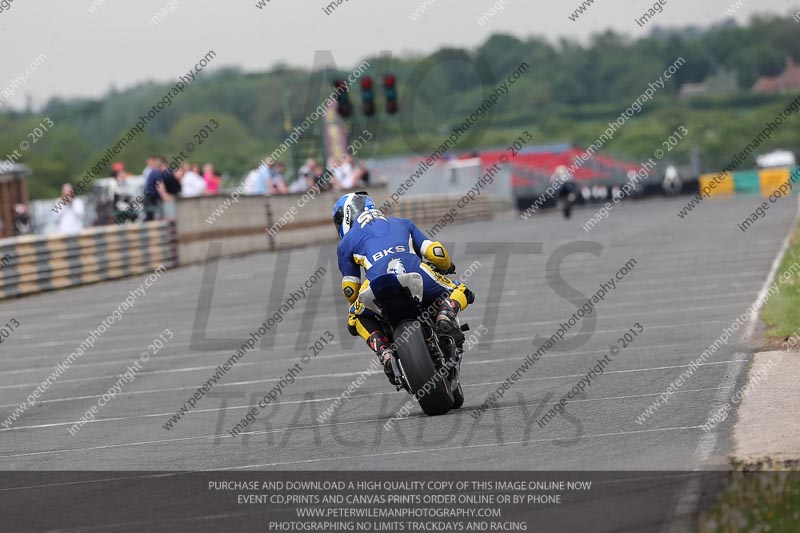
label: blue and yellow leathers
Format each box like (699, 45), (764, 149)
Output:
(337, 209), (470, 342)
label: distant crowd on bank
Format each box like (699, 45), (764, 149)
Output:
(45, 153), (372, 231)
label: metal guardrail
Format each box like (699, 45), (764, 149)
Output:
(0, 221), (178, 299)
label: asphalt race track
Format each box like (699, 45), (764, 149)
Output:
(0, 195), (797, 529)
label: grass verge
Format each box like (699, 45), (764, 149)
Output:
(761, 216), (800, 342)
(698, 464), (800, 532)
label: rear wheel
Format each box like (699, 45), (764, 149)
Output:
(561, 196), (574, 218)
(393, 320), (453, 416)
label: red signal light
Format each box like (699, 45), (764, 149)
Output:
(384, 74), (398, 114)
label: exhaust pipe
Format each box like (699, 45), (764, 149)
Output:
(439, 335), (456, 357)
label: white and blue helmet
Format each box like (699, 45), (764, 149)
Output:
(333, 191), (377, 239)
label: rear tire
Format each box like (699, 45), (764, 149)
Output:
(393, 320), (453, 416)
(561, 199), (573, 219)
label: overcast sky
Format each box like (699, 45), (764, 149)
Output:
(0, 0), (797, 110)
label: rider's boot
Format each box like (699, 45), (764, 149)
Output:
(367, 331), (399, 386)
(435, 298), (465, 346)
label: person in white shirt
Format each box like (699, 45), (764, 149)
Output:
(56, 183), (85, 235)
(290, 159), (317, 193)
(288, 171), (313, 193)
(178, 164), (207, 198)
(333, 154), (356, 190)
(242, 168), (260, 195)
(662, 164), (681, 195)
(298, 158), (316, 180)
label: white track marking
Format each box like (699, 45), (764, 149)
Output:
(0, 289), (755, 375)
(0, 382), (735, 434)
(0, 387), (730, 458)
(214, 425), (708, 470)
(1, 271), (765, 351)
(0, 355), (745, 410)
(0, 320), (731, 391)
(0, 341), (682, 426)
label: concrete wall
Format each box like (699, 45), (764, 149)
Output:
(176, 195), (271, 265)
(266, 186), (393, 251)
(174, 184), (498, 265)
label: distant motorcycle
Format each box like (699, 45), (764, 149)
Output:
(557, 182), (577, 219)
(357, 263), (469, 416)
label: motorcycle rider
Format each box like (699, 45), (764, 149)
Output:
(551, 165), (575, 200)
(550, 165), (577, 217)
(334, 191), (473, 385)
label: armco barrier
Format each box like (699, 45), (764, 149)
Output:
(699, 166), (800, 198)
(0, 221), (177, 299)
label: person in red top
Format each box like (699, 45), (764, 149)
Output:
(202, 163), (221, 195)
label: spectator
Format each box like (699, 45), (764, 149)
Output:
(143, 156), (166, 220)
(142, 156), (159, 181)
(202, 163), (221, 195)
(251, 161), (272, 195)
(243, 166), (262, 195)
(355, 160), (370, 186)
(111, 162), (125, 177)
(290, 159), (318, 193)
(56, 183), (85, 235)
(13, 203), (32, 235)
(313, 162), (333, 191)
(111, 164), (139, 224)
(162, 162), (181, 196)
(143, 156), (180, 220)
(298, 158), (316, 179)
(333, 154), (357, 190)
(288, 167), (314, 193)
(158, 157), (181, 220)
(266, 162), (289, 195)
(179, 163), (207, 198)
(143, 164), (162, 221)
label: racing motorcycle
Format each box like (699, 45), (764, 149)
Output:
(557, 182), (577, 219)
(357, 263), (469, 416)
